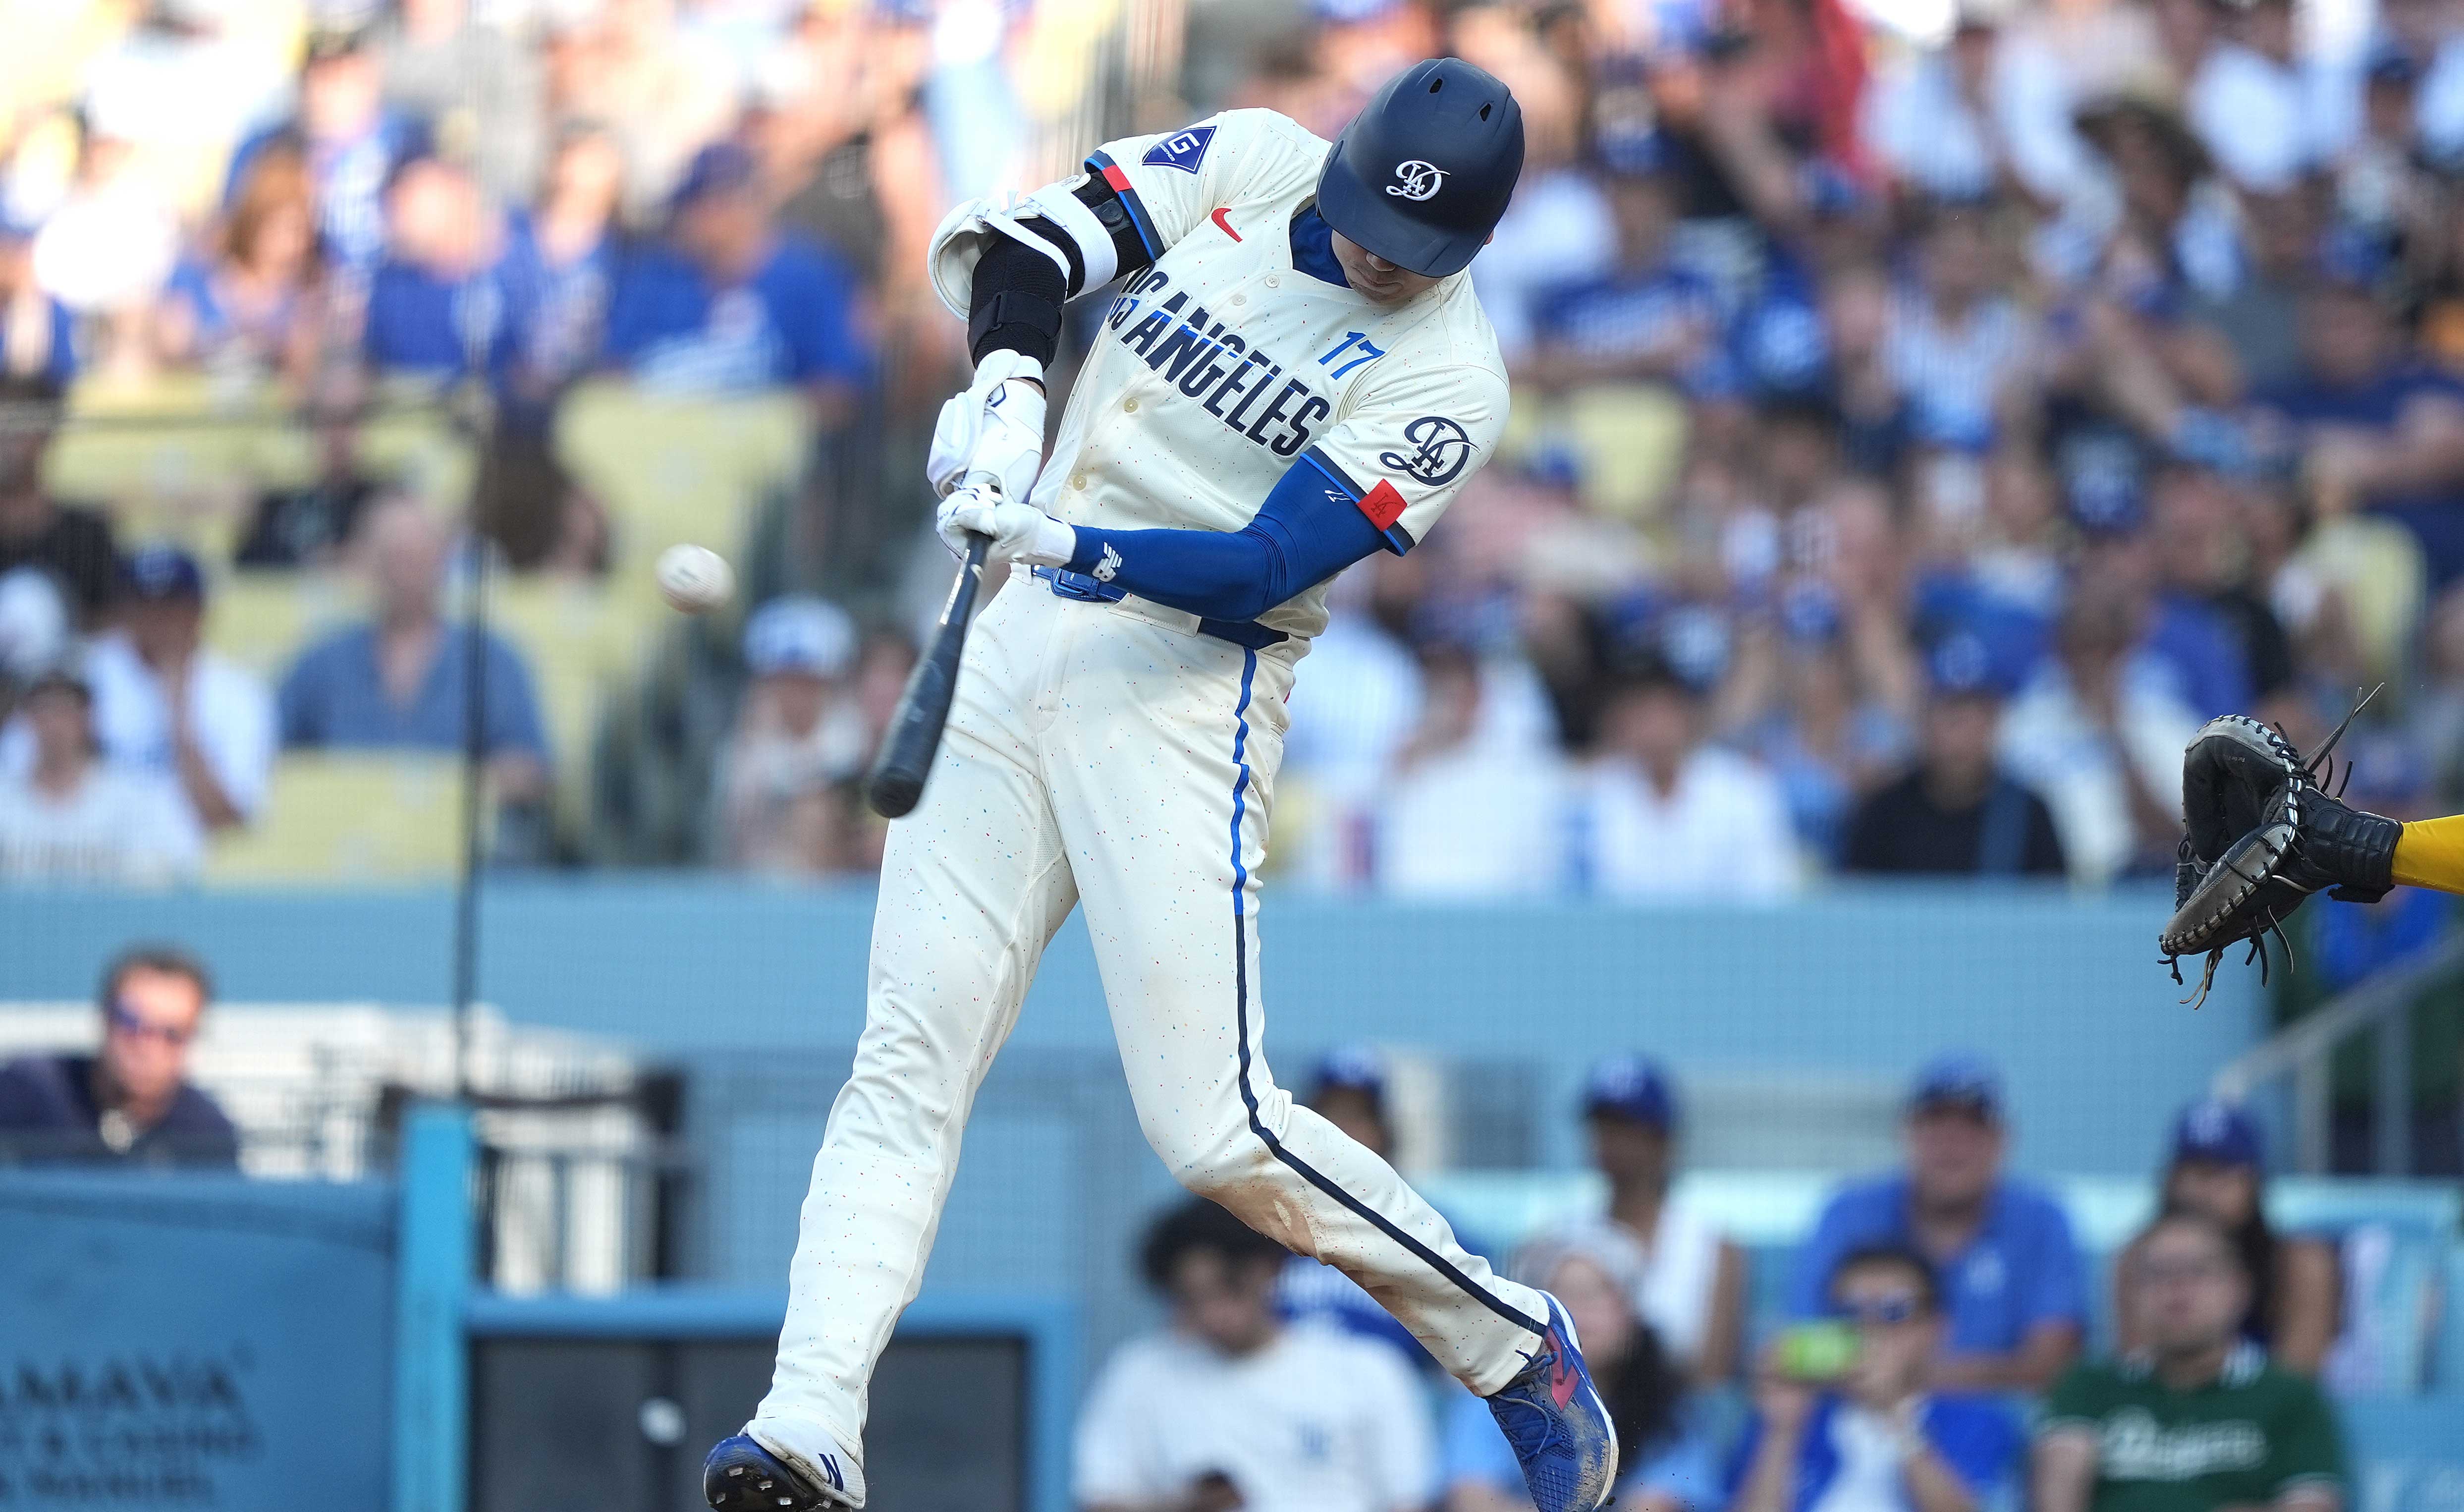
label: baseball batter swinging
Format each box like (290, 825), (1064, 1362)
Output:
(705, 59), (1618, 1512)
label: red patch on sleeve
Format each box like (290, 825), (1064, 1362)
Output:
(1357, 480), (1408, 531)
(1100, 165), (1134, 195)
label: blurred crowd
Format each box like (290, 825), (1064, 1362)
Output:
(1078, 1048), (2361, 1512)
(0, 0), (2461, 899)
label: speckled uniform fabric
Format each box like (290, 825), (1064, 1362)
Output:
(746, 108), (1545, 1502)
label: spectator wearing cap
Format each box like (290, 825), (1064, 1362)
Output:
(1520, 133), (1728, 398)
(1446, 1224), (1722, 1512)
(0, 546), (273, 850)
(602, 141), (869, 420)
(0, 567), (70, 716)
(715, 595), (869, 876)
(1733, 1244), (2024, 1512)
(1789, 1055), (2086, 1392)
(2034, 1212), (2347, 1512)
(0, 380), (116, 626)
(0, 944), (237, 1166)
(1369, 641), (1569, 896)
(2114, 1101), (2339, 1375)
(1580, 1055), (1746, 1384)
(0, 661), (199, 884)
(1843, 635), (2064, 877)
(1273, 1047), (1440, 1368)
(223, 25), (431, 279)
(1997, 573), (2197, 885)
(277, 496), (550, 804)
(1567, 653), (1798, 899)
(2251, 244), (2464, 587)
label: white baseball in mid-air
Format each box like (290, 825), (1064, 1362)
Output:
(655, 544), (735, 614)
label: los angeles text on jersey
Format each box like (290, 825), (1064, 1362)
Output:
(1104, 267), (1335, 460)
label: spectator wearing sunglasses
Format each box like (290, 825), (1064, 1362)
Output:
(0, 944), (237, 1167)
(1729, 1245), (2024, 1512)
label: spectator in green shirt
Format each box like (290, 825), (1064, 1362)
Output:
(2033, 1212), (2346, 1512)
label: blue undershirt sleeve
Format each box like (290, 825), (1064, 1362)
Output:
(1061, 453), (1387, 622)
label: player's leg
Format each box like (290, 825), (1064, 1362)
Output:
(1041, 608), (1549, 1392)
(735, 587), (1080, 1504)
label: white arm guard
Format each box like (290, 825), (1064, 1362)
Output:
(925, 175), (1123, 322)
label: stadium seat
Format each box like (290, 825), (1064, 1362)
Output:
(488, 577), (653, 840)
(207, 753), (477, 883)
(551, 381), (808, 600)
(205, 569), (359, 682)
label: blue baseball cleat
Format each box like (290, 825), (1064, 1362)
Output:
(1484, 1294), (1620, 1512)
(704, 1433), (860, 1511)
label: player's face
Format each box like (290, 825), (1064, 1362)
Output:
(1329, 230), (1441, 304)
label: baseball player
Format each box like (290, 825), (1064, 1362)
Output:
(705, 59), (1617, 1512)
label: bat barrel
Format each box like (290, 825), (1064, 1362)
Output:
(863, 532), (990, 818)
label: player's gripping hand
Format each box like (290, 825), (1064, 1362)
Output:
(935, 480), (1076, 566)
(927, 350), (1047, 503)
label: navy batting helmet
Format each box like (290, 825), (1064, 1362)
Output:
(1316, 58), (1525, 278)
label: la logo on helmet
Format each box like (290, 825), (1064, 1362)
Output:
(1386, 160), (1446, 201)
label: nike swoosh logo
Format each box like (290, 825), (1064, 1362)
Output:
(1211, 207), (1241, 241)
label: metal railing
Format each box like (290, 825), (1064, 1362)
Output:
(2211, 935), (2464, 1176)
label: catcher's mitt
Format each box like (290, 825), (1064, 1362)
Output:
(2162, 704), (2401, 1004)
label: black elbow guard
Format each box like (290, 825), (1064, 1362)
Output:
(969, 238), (1067, 367)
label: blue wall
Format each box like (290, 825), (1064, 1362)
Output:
(0, 881), (2250, 1174)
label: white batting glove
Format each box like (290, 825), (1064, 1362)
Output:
(934, 481), (1076, 566)
(927, 350), (1047, 503)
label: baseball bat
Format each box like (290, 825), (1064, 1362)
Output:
(865, 492), (996, 818)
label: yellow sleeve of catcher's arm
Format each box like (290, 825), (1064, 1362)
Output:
(2392, 815), (2464, 892)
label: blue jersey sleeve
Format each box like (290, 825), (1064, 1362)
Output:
(1060, 450), (1388, 622)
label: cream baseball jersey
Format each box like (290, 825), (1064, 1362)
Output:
(930, 108), (1512, 641)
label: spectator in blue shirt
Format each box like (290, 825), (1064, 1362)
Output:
(1788, 1054), (2086, 1391)
(362, 157), (513, 385)
(1732, 1244), (2025, 1512)
(0, 944), (239, 1167)
(1521, 131), (1730, 398)
(602, 142), (868, 422)
(277, 495), (548, 808)
(497, 124), (626, 418)
(2251, 253), (2464, 587)
(225, 26), (430, 280)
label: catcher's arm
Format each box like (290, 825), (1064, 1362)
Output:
(2391, 813), (2464, 892)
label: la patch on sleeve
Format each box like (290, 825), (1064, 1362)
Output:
(1142, 125), (1216, 174)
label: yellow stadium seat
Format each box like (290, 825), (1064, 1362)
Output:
(487, 577), (654, 837)
(207, 753), (480, 884)
(205, 570), (360, 682)
(552, 380), (808, 588)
